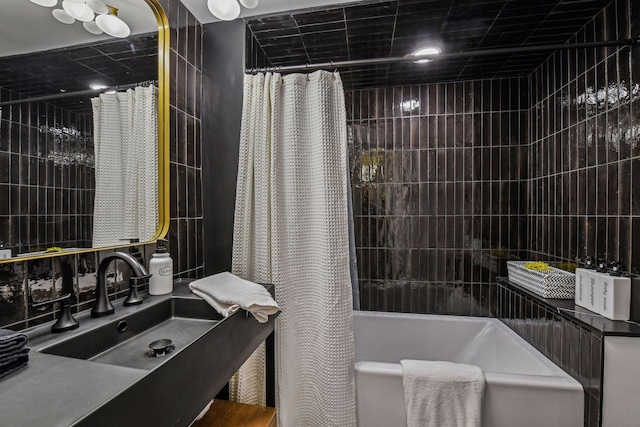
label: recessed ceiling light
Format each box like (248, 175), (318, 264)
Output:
(90, 84), (108, 90)
(412, 46), (442, 64)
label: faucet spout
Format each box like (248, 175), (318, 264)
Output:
(91, 252), (150, 318)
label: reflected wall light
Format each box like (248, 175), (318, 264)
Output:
(207, 0), (259, 21)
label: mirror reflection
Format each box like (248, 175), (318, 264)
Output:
(0, 0), (161, 258)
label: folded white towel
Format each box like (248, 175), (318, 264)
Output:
(401, 360), (485, 427)
(189, 272), (279, 323)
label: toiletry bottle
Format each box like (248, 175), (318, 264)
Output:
(0, 241), (10, 260)
(148, 239), (173, 295)
(575, 256), (597, 313)
(599, 262), (631, 321)
(586, 255), (608, 314)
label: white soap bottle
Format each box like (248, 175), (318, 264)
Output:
(599, 262), (631, 321)
(148, 239), (173, 295)
(575, 256), (597, 313)
(586, 256), (609, 314)
(0, 241), (11, 260)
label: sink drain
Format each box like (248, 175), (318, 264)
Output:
(147, 339), (175, 357)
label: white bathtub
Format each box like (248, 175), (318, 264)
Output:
(354, 311), (583, 427)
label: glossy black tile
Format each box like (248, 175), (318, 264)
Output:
(0, 0), (205, 330)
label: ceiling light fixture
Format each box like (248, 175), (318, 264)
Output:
(62, 0), (94, 22)
(83, 20), (103, 34)
(95, 6), (131, 38)
(412, 46), (442, 64)
(52, 8), (76, 24)
(29, 0), (58, 6)
(239, 0), (259, 9)
(86, 0), (108, 14)
(207, 0), (259, 21)
(30, 0), (130, 39)
(207, 0), (241, 21)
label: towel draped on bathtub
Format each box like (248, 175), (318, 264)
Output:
(400, 359), (485, 427)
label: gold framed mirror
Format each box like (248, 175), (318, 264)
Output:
(0, 0), (169, 263)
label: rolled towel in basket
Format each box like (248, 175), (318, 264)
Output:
(189, 272), (279, 323)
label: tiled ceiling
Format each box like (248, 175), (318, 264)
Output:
(0, 33), (158, 114)
(246, 0), (614, 89)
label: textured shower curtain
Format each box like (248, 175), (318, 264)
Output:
(92, 86), (158, 247)
(232, 71), (357, 426)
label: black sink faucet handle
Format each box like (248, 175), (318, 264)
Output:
(124, 274), (152, 306)
(32, 293), (79, 333)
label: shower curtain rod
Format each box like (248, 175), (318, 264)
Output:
(245, 38), (638, 74)
(0, 80), (158, 107)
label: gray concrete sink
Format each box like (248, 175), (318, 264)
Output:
(13, 282), (278, 427)
(39, 297), (223, 371)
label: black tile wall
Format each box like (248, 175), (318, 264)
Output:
(528, 0), (639, 283)
(0, 0), (205, 331)
(0, 92), (94, 254)
(161, 0), (204, 279)
(246, 28), (272, 71)
(201, 20), (246, 276)
(497, 280), (603, 427)
(0, 243), (154, 331)
(348, 77), (529, 315)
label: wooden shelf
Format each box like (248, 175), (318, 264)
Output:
(193, 400), (276, 427)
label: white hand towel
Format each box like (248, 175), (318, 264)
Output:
(400, 360), (485, 427)
(189, 272), (279, 323)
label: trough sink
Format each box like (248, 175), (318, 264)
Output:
(22, 283), (277, 426)
(39, 297), (223, 371)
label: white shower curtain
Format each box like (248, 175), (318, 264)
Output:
(91, 86), (158, 247)
(232, 71), (356, 426)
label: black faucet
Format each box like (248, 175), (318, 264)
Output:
(91, 252), (151, 318)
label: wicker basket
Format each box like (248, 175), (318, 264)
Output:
(506, 261), (575, 299)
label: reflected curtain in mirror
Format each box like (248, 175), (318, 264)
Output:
(91, 85), (158, 247)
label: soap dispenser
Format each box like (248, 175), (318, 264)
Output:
(148, 239), (173, 295)
(0, 241), (10, 260)
(575, 256), (598, 313)
(599, 262), (631, 321)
